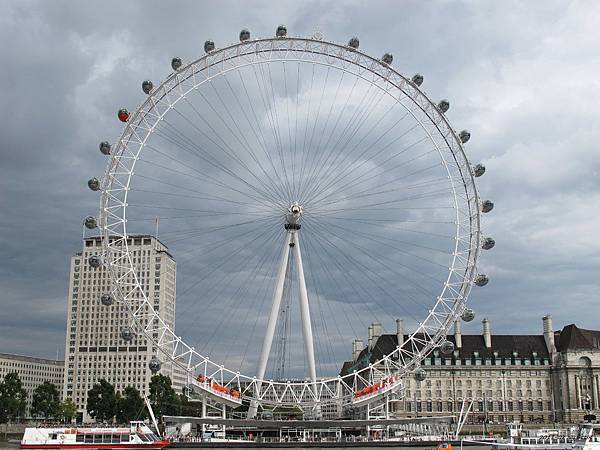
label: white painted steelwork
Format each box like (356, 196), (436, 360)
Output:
(95, 32), (490, 411)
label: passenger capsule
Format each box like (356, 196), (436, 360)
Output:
(88, 255), (102, 268)
(475, 274), (489, 287)
(149, 357), (161, 373)
(440, 340), (455, 355)
(204, 40), (215, 53)
(413, 368), (426, 382)
(412, 73), (424, 86)
(239, 29), (251, 42)
(99, 141), (111, 156)
(142, 80), (153, 95)
(117, 108), (129, 123)
(121, 327), (134, 342)
(100, 294), (114, 306)
(482, 237), (495, 250)
(481, 200), (494, 213)
(438, 99), (450, 113)
(88, 178), (100, 191)
(276, 24), (287, 37)
(348, 37), (360, 49)
(459, 130), (471, 143)
(461, 308), (475, 322)
(381, 53), (393, 65)
(171, 57), (182, 71)
(84, 216), (97, 229)
(473, 163), (486, 177)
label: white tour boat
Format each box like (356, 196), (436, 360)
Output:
(573, 422), (600, 450)
(20, 421), (169, 449)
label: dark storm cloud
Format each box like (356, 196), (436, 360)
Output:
(0, 0), (599, 364)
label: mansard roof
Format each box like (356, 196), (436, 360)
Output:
(341, 332), (550, 376)
(556, 324), (600, 351)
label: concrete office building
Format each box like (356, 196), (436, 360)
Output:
(0, 352), (64, 416)
(63, 235), (185, 422)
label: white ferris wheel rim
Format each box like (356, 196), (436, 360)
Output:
(98, 35), (482, 406)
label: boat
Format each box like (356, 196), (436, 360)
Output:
(573, 422), (600, 450)
(20, 421), (169, 449)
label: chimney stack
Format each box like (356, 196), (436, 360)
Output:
(482, 318), (491, 349)
(454, 320), (462, 349)
(369, 322), (382, 350)
(543, 315), (556, 355)
(352, 339), (364, 361)
(396, 319), (404, 347)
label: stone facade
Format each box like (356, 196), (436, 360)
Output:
(341, 316), (600, 424)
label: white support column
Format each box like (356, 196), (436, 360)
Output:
(593, 375), (599, 410)
(201, 396), (207, 434)
(248, 232), (292, 419)
(222, 403), (226, 436)
(292, 232), (318, 400)
(575, 375), (581, 409)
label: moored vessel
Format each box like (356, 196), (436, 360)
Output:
(20, 421), (169, 449)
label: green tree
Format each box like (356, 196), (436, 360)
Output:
(31, 381), (60, 419)
(178, 393), (203, 417)
(57, 398), (78, 423)
(0, 372), (27, 422)
(87, 379), (117, 422)
(149, 375), (178, 417)
(115, 386), (147, 423)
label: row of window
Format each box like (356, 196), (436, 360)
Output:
(401, 399), (552, 413)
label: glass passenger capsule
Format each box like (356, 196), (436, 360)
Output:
(475, 274), (489, 287)
(100, 294), (114, 306)
(276, 24), (287, 37)
(481, 200), (494, 213)
(461, 308), (475, 322)
(84, 216), (97, 229)
(440, 340), (455, 355)
(99, 141), (111, 156)
(482, 237), (495, 250)
(171, 57), (182, 71)
(87, 178), (100, 191)
(204, 40), (215, 53)
(117, 109), (129, 123)
(348, 37), (359, 49)
(413, 368), (427, 382)
(412, 74), (424, 86)
(121, 327), (134, 342)
(459, 130), (471, 143)
(88, 255), (102, 268)
(438, 99), (450, 113)
(473, 163), (486, 177)
(142, 80), (153, 95)
(149, 357), (161, 373)
(381, 53), (393, 65)
(239, 29), (250, 41)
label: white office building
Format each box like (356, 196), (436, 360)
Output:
(0, 352), (64, 416)
(63, 235), (185, 422)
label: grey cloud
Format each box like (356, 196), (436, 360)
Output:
(0, 1), (599, 377)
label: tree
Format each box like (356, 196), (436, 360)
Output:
(87, 379), (117, 422)
(0, 372), (27, 422)
(149, 375), (178, 417)
(31, 382), (60, 419)
(115, 386), (147, 424)
(178, 393), (203, 417)
(57, 399), (78, 423)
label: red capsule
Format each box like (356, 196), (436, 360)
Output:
(117, 108), (129, 122)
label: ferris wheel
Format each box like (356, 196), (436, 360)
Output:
(86, 26), (494, 416)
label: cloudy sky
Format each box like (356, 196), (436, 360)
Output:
(0, 0), (599, 368)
